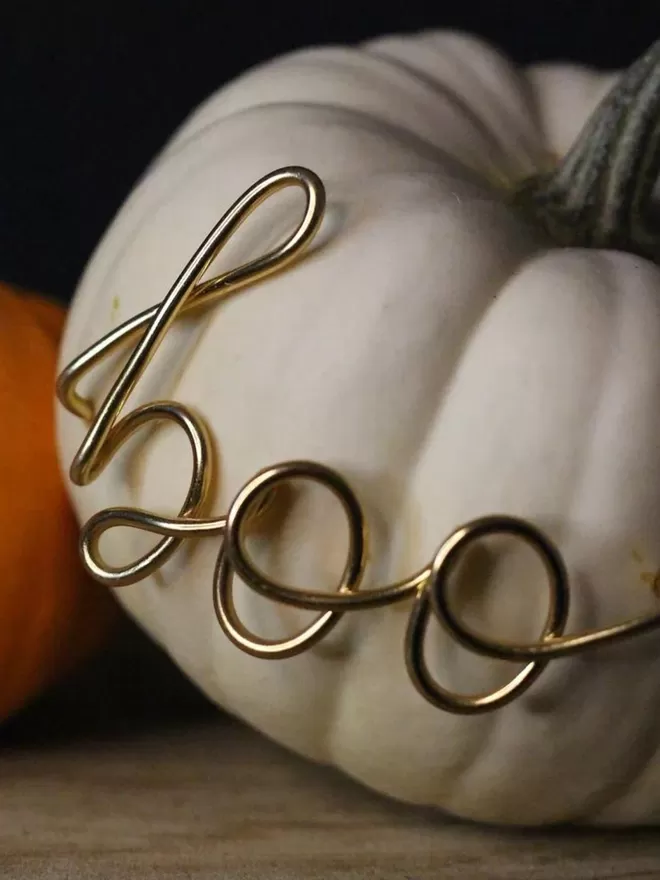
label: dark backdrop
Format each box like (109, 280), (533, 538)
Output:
(1, 2), (659, 741)
(1, 2), (659, 304)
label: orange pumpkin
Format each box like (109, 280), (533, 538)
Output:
(0, 282), (117, 721)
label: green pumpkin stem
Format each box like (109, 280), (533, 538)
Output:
(514, 39), (660, 262)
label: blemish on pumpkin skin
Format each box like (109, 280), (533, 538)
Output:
(647, 572), (660, 599)
(639, 570), (660, 599)
(111, 295), (120, 323)
(631, 546), (660, 598)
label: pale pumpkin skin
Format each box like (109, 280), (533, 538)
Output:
(56, 31), (660, 826)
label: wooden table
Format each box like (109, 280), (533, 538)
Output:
(2, 621), (660, 879)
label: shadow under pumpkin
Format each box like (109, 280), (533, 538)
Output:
(0, 609), (217, 748)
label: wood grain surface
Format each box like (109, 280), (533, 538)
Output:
(2, 621), (660, 879)
(3, 715), (660, 880)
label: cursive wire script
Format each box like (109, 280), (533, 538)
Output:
(57, 167), (660, 715)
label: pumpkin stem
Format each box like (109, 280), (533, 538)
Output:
(514, 39), (660, 262)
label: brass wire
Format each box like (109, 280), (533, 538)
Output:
(57, 167), (660, 715)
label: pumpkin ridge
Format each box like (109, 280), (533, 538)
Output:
(560, 251), (620, 581)
(362, 47), (520, 182)
(429, 37), (542, 178)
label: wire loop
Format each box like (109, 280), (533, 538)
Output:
(57, 166), (660, 715)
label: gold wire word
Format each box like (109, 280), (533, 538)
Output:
(57, 166), (660, 715)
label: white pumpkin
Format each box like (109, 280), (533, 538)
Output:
(56, 30), (660, 826)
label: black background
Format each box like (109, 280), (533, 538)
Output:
(1, 1), (659, 304)
(1, 2), (659, 740)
